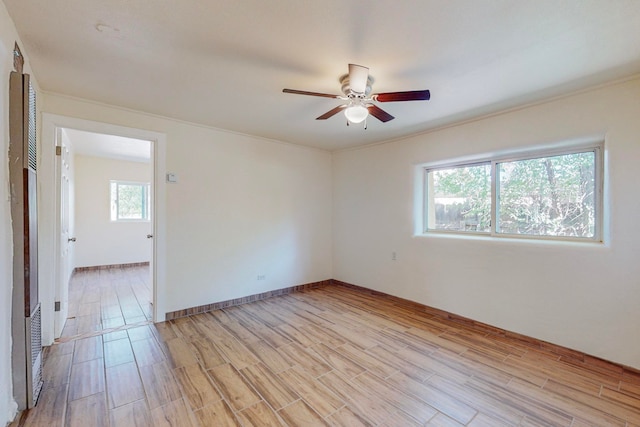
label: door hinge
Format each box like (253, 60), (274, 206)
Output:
(54, 301), (61, 312)
(55, 146), (62, 156)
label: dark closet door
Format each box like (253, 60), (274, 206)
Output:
(10, 70), (42, 409)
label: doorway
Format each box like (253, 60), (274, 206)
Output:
(59, 128), (154, 337)
(40, 115), (167, 346)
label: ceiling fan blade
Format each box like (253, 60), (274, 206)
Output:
(316, 105), (346, 120)
(374, 90), (430, 102)
(367, 105), (394, 122)
(348, 64), (369, 94)
(283, 89), (340, 99)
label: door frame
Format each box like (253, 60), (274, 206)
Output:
(53, 127), (70, 338)
(40, 114), (167, 345)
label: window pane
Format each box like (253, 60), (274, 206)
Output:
(110, 181), (150, 221)
(427, 164), (491, 232)
(110, 182), (118, 221)
(118, 184), (144, 219)
(497, 151), (595, 238)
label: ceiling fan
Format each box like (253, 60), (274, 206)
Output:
(283, 64), (430, 127)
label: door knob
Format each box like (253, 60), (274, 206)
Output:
(146, 234), (153, 239)
(68, 237), (76, 242)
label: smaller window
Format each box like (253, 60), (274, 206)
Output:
(110, 181), (150, 221)
(425, 163), (491, 233)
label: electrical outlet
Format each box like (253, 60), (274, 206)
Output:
(257, 275), (266, 280)
(392, 251), (397, 261)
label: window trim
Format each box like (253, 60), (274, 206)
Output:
(422, 142), (604, 243)
(110, 180), (151, 222)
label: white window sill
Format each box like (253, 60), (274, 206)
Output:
(414, 231), (606, 247)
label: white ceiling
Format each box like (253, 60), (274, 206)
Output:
(65, 128), (150, 163)
(5, 0), (640, 151)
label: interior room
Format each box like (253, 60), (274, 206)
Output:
(2, 1), (640, 425)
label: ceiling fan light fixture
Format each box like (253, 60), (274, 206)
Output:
(344, 104), (368, 123)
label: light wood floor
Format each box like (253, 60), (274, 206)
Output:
(12, 267), (640, 426)
(65, 265), (153, 336)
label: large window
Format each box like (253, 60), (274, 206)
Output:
(424, 145), (602, 241)
(110, 181), (150, 221)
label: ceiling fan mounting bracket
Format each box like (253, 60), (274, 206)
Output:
(339, 73), (373, 97)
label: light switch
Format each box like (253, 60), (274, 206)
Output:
(166, 173), (178, 183)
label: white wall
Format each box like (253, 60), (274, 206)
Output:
(42, 94), (333, 315)
(74, 155), (152, 268)
(0, 7), (16, 423)
(333, 76), (640, 370)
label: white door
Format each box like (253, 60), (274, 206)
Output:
(147, 142), (155, 317)
(54, 136), (72, 337)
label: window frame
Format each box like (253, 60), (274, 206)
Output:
(110, 180), (151, 222)
(422, 143), (604, 242)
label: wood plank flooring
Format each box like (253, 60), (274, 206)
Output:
(11, 266), (640, 426)
(65, 265), (153, 337)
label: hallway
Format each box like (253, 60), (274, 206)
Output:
(61, 264), (153, 341)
